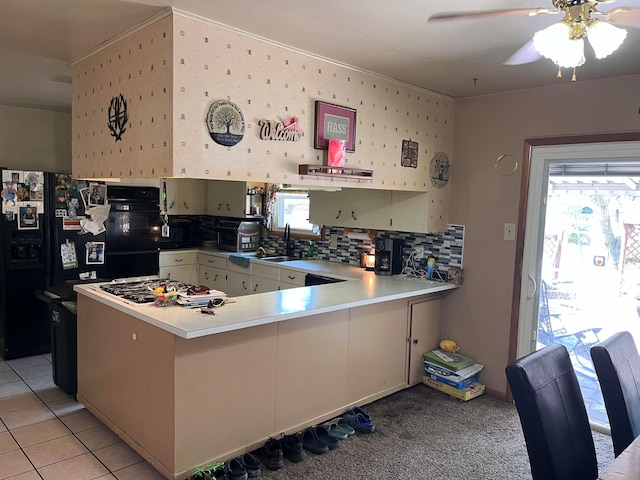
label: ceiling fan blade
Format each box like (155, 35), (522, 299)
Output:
(503, 39), (542, 65)
(428, 8), (557, 22)
(603, 7), (640, 28)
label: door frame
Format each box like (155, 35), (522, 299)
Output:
(506, 131), (640, 402)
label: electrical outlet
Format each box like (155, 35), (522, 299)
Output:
(414, 246), (425, 259)
(330, 233), (338, 247)
(504, 223), (516, 241)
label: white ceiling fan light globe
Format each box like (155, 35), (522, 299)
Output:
(533, 22), (585, 68)
(587, 21), (627, 59)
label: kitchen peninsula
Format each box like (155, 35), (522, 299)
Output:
(74, 256), (455, 480)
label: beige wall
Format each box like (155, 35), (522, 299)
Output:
(0, 104), (71, 172)
(445, 74), (640, 397)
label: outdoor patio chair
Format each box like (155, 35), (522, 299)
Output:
(537, 280), (601, 367)
(591, 331), (640, 457)
(506, 344), (598, 480)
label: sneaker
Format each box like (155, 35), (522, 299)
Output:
(239, 453), (261, 478)
(344, 406), (375, 433)
(281, 434), (306, 463)
(259, 438), (284, 470)
(223, 458), (247, 480)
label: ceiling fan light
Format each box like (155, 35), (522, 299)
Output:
(533, 23), (585, 68)
(587, 21), (627, 59)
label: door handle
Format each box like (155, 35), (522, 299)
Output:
(527, 273), (537, 300)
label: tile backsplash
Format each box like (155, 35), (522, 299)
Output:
(261, 224), (465, 277)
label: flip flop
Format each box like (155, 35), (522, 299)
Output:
(314, 425), (341, 449)
(321, 420), (349, 440)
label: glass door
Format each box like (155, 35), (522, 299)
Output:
(517, 141), (640, 429)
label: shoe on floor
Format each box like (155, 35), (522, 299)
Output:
(313, 425), (341, 449)
(321, 420), (349, 439)
(223, 458), (248, 480)
(344, 407), (375, 434)
(259, 438), (284, 470)
(335, 417), (356, 436)
(299, 428), (330, 454)
(239, 452), (261, 478)
(282, 434), (306, 463)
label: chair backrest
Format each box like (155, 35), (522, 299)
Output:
(506, 344), (598, 480)
(591, 331), (640, 457)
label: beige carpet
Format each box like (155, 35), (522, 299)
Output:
(258, 384), (614, 480)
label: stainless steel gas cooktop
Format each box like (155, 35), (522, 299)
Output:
(100, 278), (192, 304)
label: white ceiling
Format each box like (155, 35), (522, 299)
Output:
(3, 0), (640, 112)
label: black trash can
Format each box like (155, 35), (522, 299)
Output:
(36, 283), (79, 395)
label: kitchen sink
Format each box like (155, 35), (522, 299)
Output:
(260, 256), (299, 263)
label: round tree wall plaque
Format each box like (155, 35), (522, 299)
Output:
(430, 152), (450, 188)
(206, 100), (245, 147)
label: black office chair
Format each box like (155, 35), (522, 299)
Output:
(506, 344), (598, 480)
(590, 331), (640, 457)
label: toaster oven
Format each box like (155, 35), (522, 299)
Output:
(216, 219), (261, 252)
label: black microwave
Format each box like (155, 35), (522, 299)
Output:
(159, 216), (199, 249)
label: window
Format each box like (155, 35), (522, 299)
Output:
(270, 190), (322, 239)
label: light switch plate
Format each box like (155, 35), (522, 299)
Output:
(330, 233), (338, 247)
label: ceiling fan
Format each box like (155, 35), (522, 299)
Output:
(429, 0), (640, 78)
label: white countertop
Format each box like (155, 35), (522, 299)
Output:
(75, 252), (456, 339)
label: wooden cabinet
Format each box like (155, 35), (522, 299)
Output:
(164, 178), (206, 215)
(159, 250), (198, 284)
(278, 268), (305, 290)
(251, 264), (281, 295)
(226, 270), (251, 297)
(309, 189), (392, 230)
(206, 180), (265, 218)
(310, 188), (445, 233)
(407, 296), (442, 385)
(198, 252), (227, 292)
(347, 300), (408, 401)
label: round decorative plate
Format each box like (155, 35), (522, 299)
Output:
(430, 152), (450, 188)
(206, 100), (245, 147)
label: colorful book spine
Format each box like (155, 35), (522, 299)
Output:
(423, 349), (474, 371)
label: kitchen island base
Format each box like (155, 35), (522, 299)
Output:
(77, 291), (442, 479)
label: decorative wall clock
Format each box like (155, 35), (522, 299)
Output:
(206, 100), (245, 147)
(430, 152), (450, 188)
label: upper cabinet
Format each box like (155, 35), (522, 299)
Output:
(163, 178), (206, 215)
(310, 188), (446, 234)
(206, 180), (264, 218)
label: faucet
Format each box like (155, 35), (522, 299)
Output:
(284, 223), (294, 256)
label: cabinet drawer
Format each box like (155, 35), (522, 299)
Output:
(198, 253), (227, 270)
(251, 263), (280, 280)
(279, 268), (305, 286)
(159, 251), (198, 267)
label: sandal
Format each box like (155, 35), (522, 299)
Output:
(344, 406), (375, 433)
(321, 420), (349, 439)
(335, 417), (356, 436)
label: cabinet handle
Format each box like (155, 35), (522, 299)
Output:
(217, 203), (223, 211)
(253, 283), (259, 292)
(174, 258), (184, 263)
(169, 201), (175, 210)
(351, 211), (357, 220)
(208, 259), (216, 264)
(336, 210), (342, 219)
(287, 275), (296, 280)
(183, 201), (189, 210)
(242, 280), (247, 290)
(413, 338), (419, 344)
(213, 274), (218, 281)
(204, 272), (209, 280)
(226, 203), (231, 211)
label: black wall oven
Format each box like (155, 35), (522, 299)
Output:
(105, 186), (161, 279)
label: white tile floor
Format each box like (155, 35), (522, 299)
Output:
(0, 354), (166, 480)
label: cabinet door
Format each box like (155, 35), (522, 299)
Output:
(198, 252), (227, 270)
(159, 265), (197, 285)
(206, 180), (246, 217)
(278, 269), (305, 287)
(391, 191), (427, 233)
(345, 189), (392, 229)
(347, 300), (408, 402)
(408, 297), (441, 385)
(164, 178), (206, 215)
(198, 265), (226, 292)
(251, 276), (280, 294)
(226, 271), (251, 297)
(308, 190), (344, 225)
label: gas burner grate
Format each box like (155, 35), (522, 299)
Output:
(100, 279), (193, 303)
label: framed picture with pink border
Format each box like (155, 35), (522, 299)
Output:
(314, 101), (356, 152)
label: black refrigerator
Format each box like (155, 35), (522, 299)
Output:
(0, 170), (107, 359)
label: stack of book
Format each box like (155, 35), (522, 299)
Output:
(423, 349), (485, 401)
